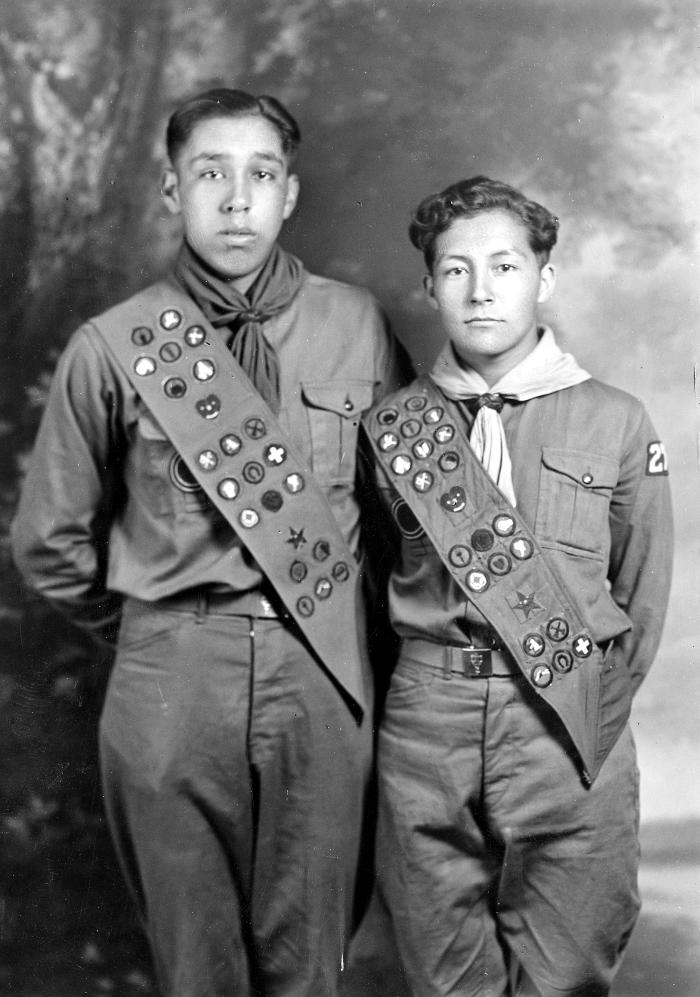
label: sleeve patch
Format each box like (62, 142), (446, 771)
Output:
(646, 441), (669, 476)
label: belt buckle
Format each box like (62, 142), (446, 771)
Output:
(460, 648), (492, 678)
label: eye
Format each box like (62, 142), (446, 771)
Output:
(201, 168), (224, 180)
(253, 169), (277, 181)
(444, 265), (467, 277)
(495, 263), (516, 273)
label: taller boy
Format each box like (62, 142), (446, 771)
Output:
(12, 90), (403, 996)
(364, 176), (672, 996)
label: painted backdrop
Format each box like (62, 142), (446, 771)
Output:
(0, 0), (698, 992)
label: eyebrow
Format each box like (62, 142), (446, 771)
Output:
(188, 150), (286, 169)
(437, 247), (529, 263)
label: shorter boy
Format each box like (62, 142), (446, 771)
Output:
(363, 176), (672, 996)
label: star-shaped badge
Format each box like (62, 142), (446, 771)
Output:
(509, 589), (544, 621)
(286, 527), (307, 550)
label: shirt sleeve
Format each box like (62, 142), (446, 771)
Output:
(607, 402), (673, 693)
(11, 326), (124, 641)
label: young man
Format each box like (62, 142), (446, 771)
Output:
(12, 89), (405, 997)
(363, 176), (673, 996)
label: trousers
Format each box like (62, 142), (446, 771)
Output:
(377, 651), (640, 997)
(99, 597), (372, 997)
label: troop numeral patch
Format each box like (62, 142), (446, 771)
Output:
(646, 441), (669, 476)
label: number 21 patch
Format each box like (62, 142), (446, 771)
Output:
(646, 441), (669, 476)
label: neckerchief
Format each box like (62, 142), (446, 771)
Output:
(430, 327), (590, 506)
(174, 241), (304, 413)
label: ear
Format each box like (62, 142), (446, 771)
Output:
(423, 273), (440, 311)
(161, 167), (181, 216)
(282, 174), (300, 220)
(537, 262), (556, 304)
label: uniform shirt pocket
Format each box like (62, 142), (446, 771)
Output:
(302, 380), (375, 485)
(535, 447), (619, 558)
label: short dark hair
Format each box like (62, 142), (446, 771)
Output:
(166, 88), (301, 166)
(409, 175), (559, 270)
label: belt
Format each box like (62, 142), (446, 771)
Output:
(155, 587), (288, 619)
(402, 637), (522, 679)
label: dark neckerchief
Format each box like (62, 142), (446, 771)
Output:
(174, 241), (304, 413)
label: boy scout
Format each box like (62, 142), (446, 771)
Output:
(12, 89), (404, 997)
(363, 176), (672, 996)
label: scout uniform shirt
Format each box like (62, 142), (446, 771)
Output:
(365, 367), (673, 776)
(12, 268), (402, 668)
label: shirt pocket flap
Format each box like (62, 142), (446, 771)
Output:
(541, 448), (619, 489)
(301, 380), (374, 418)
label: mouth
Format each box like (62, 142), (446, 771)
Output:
(219, 229), (256, 243)
(465, 316), (502, 325)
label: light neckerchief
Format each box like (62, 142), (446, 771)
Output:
(430, 327), (590, 506)
(174, 241), (304, 414)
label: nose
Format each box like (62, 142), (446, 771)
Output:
(221, 179), (250, 213)
(469, 268), (494, 304)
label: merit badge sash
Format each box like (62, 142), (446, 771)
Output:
(93, 282), (366, 713)
(365, 377), (606, 781)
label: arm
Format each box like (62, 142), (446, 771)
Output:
(607, 402), (673, 693)
(11, 327), (124, 642)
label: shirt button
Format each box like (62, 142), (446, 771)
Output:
(344, 398), (354, 411)
(582, 472), (593, 485)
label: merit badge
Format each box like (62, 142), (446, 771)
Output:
(523, 633), (545, 657)
(488, 553), (512, 576)
(412, 438), (434, 460)
(260, 490), (283, 512)
(290, 560), (307, 583)
(164, 377), (188, 399)
(405, 395), (427, 412)
(572, 634), (593, 658)
(391, 454), (413, 476)
(400, 419), (421, 438)
(284, 472), (305, 494)
(440, 486), (467, 513)
(244, 417), (266, 440)
(438, 451), (460, 472)
(646, 441), (669, 476)
(332, 561), (350, 582)
(197, 449), (219, 472)
(552, 650), (573, 673)
(493, 513), (515, 537)
(530, 663), (553, 688)
(510, 537), (534, 560)
(315, 578), (332, 600)
(377, 408), (399, 426)
(297, 596), (314, 618)
(423, 406), (443, 425)
(413, 470), (434, 493)
(471, 528), (494, 552)
(195, 394), (220, 418)
(134, 356), (156, 377)
(313, 540), (331, 561)
(184, 325), (206, 347)
(220, 434), (242, 456)
(378, 432), (399, 452)
(217, 477), (240, 500)
(239, 509), (260, 529)
(448, 545), (472, 568)
(242, 461), (265, 484)
(169, 455), (200, 493)
(159, 342), (182, 363)
(434, 424), (455, 444)
(546, 617), (569, 642)
(465, 569), (489, 593)
(159, 308), (182, 330)
(131, 326), (154, 346)
(264, 444), (287, 466)
(193, 359), (216, 382)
